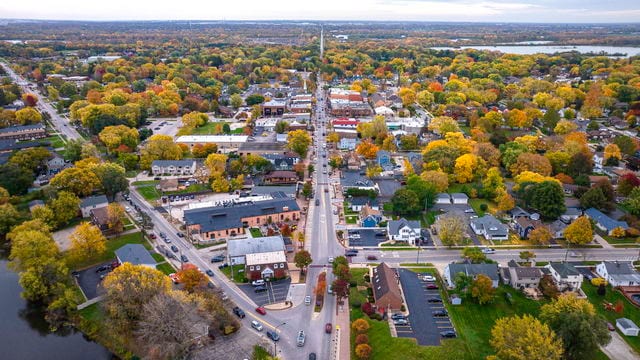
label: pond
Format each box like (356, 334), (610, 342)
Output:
(0, 251), (113, 360)
(431, 45), (640, 58)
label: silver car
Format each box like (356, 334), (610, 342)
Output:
(296, 330), (306, 347)
(251, 320), (263, 331)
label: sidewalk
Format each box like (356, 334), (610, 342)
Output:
(334, 298), (351, 360)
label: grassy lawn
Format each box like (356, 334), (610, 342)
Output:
(346, 215), (358, 224)
(156, 262), (176, 275)
(132, 180), (160, 186)
(151, 253), (165, 262)
(424, 211), (437, 225)
(165, 183), (211, 195)
(68, 231), (151, 269)
(250, 227), (263, 237)
(190, 122), (244, 135)
(603, 236), (638, 244)
(220, 264), (247, 283)
(136, 185), (162, 201)
(582, 282), (640, 353)
(469, 198), (495, 217)
(343, 202), (357, 215)
(37, 134), (66, 148)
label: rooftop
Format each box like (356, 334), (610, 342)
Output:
(80, 195), (108, 208)
(228, 236), (286, 258)
(245, 250), (287, 265)
(176, 135), (249, 143)
(448, 263), (499, 281)
(115, 244), (156, 266)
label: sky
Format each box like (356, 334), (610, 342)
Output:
(1, 0), (640, 23)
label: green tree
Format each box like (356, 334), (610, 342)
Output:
(519, 251), (536, 262)
(522, 181), (566, 220)
(625, 187), (640, 216)
(64, 139), (84, 162)
(302, 181), (313, 198)
(613, 135), (637, 156)
(9, 147), (51, 173)
(490, 314), (563, 360)
(391, 188), (421, 216)
(31, 205), (57, 229)
(579, 188), (608, 212)
(0, 163), (34, 195)
(92, 162), (128, 201)
(0, 203), (20, 236)
(462, 247), (487, 263)
(230, 94), (243, 109)
(482, 167), (505, 200)
(294, 250), (312, 274)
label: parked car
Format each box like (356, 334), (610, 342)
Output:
(252, 279), (265, 287)
(481, 248), (496, 254)
(296, 330), (306, 347)
(393, 318), (409, 325)
(304, 295), (312, 305)
(232, 307), (245, 318)
(255, 306), (267, 315)
(149, 233), (157, 239)
(177, 232), (185, 238)
(254, 285), (268, 293)
(345, 251), (358, 257)
(366, 255), (377, 260)
(211, 255), (225, 263)
(325, 323), (332, 334)
(391, 313), (406, 320)
(267, 330), (280, 341)
(171, 245), (179, 253)
(328, 257), (335, 263)
(180, 255), (188, 262)
(423, 275), (436, 282)
(205, 269), (214, 277)
(440, 330), (457, 338)
(432, 310), (448, 317)
(95, 265), (110, 273)
(309, 353), (317, 360)
(427, 297), (443, 303)
(607, 322), (616, 331)
(251, 320), (263, 331)
(426, 283), (439, 289)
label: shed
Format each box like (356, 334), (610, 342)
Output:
(617, 318), (640, 336)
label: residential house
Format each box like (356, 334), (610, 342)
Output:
(549, 220), (568, 239)
(245, 251), (288, 280)
(451, 193), (469, 204)
(589, 175), (609, 187)
(47, 152), (66, 173)
(90, 207), (110, 232)
(263, 171), (298, 185)
(545, 262), (583, 291)
(376, 150), (392, 171)
(560, 207), (582, 224)
(444, 262), (500, 288)
(261, 100), (287, 116)
(371, 263), (403, 311)
(338, 137), (359, 151)
(227, 236), (286, 265)
(513, 216), (541, 239)
(151, 159), (197, 176)
(470, 215), (509, 241)
(584, 207), (629, 235)
(360, 204), (382, 227)
(348, 196), (378, 212)
(596, 261), (640, 287)
(387, 218), (421, 245)
(501, 260), (543, 290)
(594, 152), (605, 171)
(340, 170), (377, 192)
(0, 124), (46, 141)
(115, 244), (157, 268)
(80, 195), (108, 218)
(183, 196), (301, 241)
(344, 152), (362, 170)
(263, 155), (297, 171)
(617, 318), (640, 336)
(508, 206), (530, 221)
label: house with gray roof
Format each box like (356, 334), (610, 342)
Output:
(451, 193), (469, 204)
(387, 218), (421, 245)
(115, 244), (157, 268)
(545, 262), (583, 291)
(227, 236), (286, 265)
(596, 261), (640, 287)
(151, 159), (197, 176)
(340, 170), (377, 192)
(80, 195), (108, 218)
(502, 261), (543, 290)
(435, 193), (451, 204)
(470, 215), (509, 241)
(444, 262), (499, 288)
(584, 208), (629, 235)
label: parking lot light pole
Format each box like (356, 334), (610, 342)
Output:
(274, 322), (286, 356)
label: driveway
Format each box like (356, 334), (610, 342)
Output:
(347, 229), (387, 247)
(75, 261), (115, 300)
(238, 278), (291, 306)
(52, 224), (81, 251)
(396, 269), (455, 345)
(601, 331), (640, 360)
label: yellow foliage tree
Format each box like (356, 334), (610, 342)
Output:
(564, 216), (593, 245)
(140, 134), (183, 170)
(68, 222), (107, 263)
(554, 119), (578, 135)
(496, 189), (515, 212)
(454, 153), (479, 183)
(490, 314), (563, 360)
(604, 144), (622, 162)
(205, 153), (228, 174)
(610, 227), (626, 238)
(356, 140), (379, 159)
(421, 170), (449, 192)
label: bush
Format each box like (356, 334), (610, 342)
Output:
(355, 334), (369, 345)
(400, 305), (406, 312)
(366, 287), (373, 296)
(352, 318), (370, 334)
(598, 284), (606, 296)
(355, 343), (373, 360)
(350, 280), (357, 287)
(368, 296), (375, 303)
(480, 203), (488, 211)
(369, 313), (382, 321)
(591, 278), (608, 287)
(361, 302), (374, 316)
(363, 274), (371, 282)
(351, 299), (361, 308)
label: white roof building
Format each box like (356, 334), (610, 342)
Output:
(246, 251), (287, 266)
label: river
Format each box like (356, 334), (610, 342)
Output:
(431, 45), (640, 58)
(0, 251), (113, 360)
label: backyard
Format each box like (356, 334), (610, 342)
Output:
(190, 122), (244, 135)
(68, 231), (152, 269)
(133, 180), (161, 201)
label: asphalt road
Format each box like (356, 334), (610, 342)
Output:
(0, 62), (83, 141)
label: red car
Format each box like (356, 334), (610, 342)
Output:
(607, 322), (616, 331)
(256, 306), (267, 315)
(325, 323), (332, 334)
(149, 233), (157, 239)
(426, 284), (439, 290)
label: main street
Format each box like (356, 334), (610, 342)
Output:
(0, 62), (82, 141)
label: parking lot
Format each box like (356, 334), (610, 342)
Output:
(75, 261), (116, 300)
(395, 269), (455, 345)
(347, 228), (387, 247)
(237, 278), (291, 306)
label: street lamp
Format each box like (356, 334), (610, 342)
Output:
(273, 322), (286, 356)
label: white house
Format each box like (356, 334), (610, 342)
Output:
(470, 215), (509, 241)
(151, 159), (197, 176)
(227, 236), (286, 265)
(435, 193), (451, 204)
(595, 261), (640, 287)
(545, 262), (583, 291)
(617, 318), (640, 336)
(387, 218), (421, 245)
(451, 193), (469, 204)
(593, 152), (604, 171)
(80, 195), (108, 218)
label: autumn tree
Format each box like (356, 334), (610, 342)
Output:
(528, 227), (552, 244)
(496, 189), (515, 213)
(181, 111), (208, 129)
(15, 107), (42, 124)
(490, 314), (563, 360)
(294, 250), (312, 274)
(68, 222), (107, 263)
(177, 267), (208, 293)
(103, 263), (171, 330)
(421, 170), (449, 192)
(211, 175), (230, 193)
(140, 134), (183, 170)
(603, 143), (622, 165)
(510, 153), (552, 177)
(519, 251), (536, 263)
(554, 120), (578, 135)
(98, 125), (139, 152)
(454, 153), (481, 183)
(428, 116), (460, 135)
(564, 216), (593, 245)
(436, 215), (466, 246)
(286, 130), (312, 158)
(107, 203), (125, 235)
(352, 318), (370, 334)
(191, 143), (218, 158)
(50, 167), (100, 197)
(355, 343), (373, 360)
(617, 173), (640, 196)
(49, 191), (81, 227)
(482, 167), (505, 200)
(470, 274), (495, 304)
(462, 247), (487, 264)
(230, 93), (243, 109)
(356, 139), (379, 159)
(31, 204), (57, 229)
(205, 153), (228, 175)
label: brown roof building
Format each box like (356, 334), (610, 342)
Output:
(371, 263), (403, 311)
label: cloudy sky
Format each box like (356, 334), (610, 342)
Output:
(1, 0), (639, 23)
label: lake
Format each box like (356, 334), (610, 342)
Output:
(432, 45), (640, 58)
(0, 253), (113, 360)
